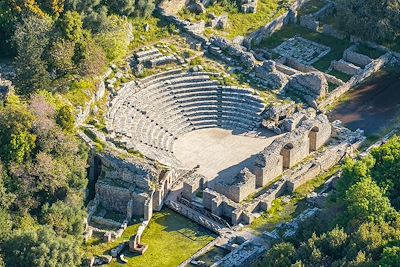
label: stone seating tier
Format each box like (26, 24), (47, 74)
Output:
(107, 70), (266, 164)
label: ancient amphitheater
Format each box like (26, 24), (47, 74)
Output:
(106, 68), (273, 181)
(79, 0), (400, 264)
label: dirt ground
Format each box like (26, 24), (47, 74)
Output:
(329, 71), (400, 136)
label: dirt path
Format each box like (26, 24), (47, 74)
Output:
(329, 71), (400, 136)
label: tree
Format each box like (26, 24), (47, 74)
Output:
(74, 33), (107, 76)
(94, 15), (131, 62)
(107, 0), (135, 16)
(0, 105), (36, 164)
(380, 246), (400, 266)
(42, 201), (86, 237)
(56, 105), (75, 131)
(0, 163), (15, 209)
(370, 136), (400, 207)
(64, 0), (100, 13)
(13, 14), (51, 94)
(263, 242), (297, 267)
(58, 11), (83, 42)
(336, 156), (375, 199)
(3, 227), (83, 267)
(345, 177), (392, 225)
(318, 227), (348, 260)
(48, 39), (76, 76)
(336, 0), (400, 41)
(134, 0), (155, 18)
(0, 208), (12, 243)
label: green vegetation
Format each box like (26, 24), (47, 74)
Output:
(0, 93), (89, 266)
(297, 0), (326, 17)
(129, 16), (177, 50)
(261, 136), (400, 266)
(249, 166), (340, 235)
(0, 1), (159, 266)
(85, 209), (216, 267)
(328, 69), (352, 82)
(336, 0), (400, 43)
(355, 43), (385, 59)
(255, 24), (351, 71)
(178, 0), (290, 39)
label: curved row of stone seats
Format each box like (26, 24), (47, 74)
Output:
(107, 70), (265, 164)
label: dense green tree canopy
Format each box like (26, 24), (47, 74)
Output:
(336, 0), (400, 41)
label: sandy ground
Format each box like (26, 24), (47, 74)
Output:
(174, 128), (277, 185)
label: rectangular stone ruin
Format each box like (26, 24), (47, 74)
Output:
(254, 114), (331, 187)
(273, 37), (331, 65)
(214, 168), (256, 203)
(182, 173), (205, 201)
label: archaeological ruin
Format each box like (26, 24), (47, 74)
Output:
(77, 0), (400, 265)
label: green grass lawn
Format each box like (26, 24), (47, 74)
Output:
(255, 24), (351, 72)
(85, 209), (216, 267)
(178, 0), (291, 40)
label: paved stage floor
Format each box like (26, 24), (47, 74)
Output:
(174, 128), (278, 185)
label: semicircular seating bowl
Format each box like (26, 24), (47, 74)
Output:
(106, 69), (265, 165)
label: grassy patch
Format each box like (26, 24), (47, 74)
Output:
(64, 78), (98, 107)
(249, 198), (303, 234)
(256, 24), (351, 71)
(178, 0), (291, 40)
(328, 69), (352, 82)
(297, 0), (327, 17)
(129, 16), (176, 51)
(356, 43), (385, 59)
(294, 166), (340, 197)
(328, 82), (338, 92)
(248, 166), (340, 235)
(85, 209), (216, 267)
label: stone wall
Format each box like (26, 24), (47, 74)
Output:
(245, 0), (308, 48)
(343, 45), (373, 67)
(214, 168), (256, 203)
(211, 240), (266, 267)
(331, 59), (362, 76)
(75, 71), (109, 125)
(182, 173), (204, 200)
(319, 52), (394, 110)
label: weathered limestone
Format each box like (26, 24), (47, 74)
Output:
(240, 0), (257, 13)
(273, 37), (331, 65)
(106, 69), (265, 164)
(331, 59), (362, 76)
(134, 48), (177, 68)
(212, 240), (265, 267)
(209, 37), (257, 69)
(214, 168), (256, 203)
(203, 189), (253, 225)
(285, 71), (328, 107)
(255, 114), (331, 187)
(182, 173), (205, 200)
(343, 46), (373, 67)
(255, 61), (288, 89)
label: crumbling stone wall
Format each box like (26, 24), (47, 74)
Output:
(214, 168), (256, 203)
(255, 114), (331, 187)
(182, 173), (205, 200)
